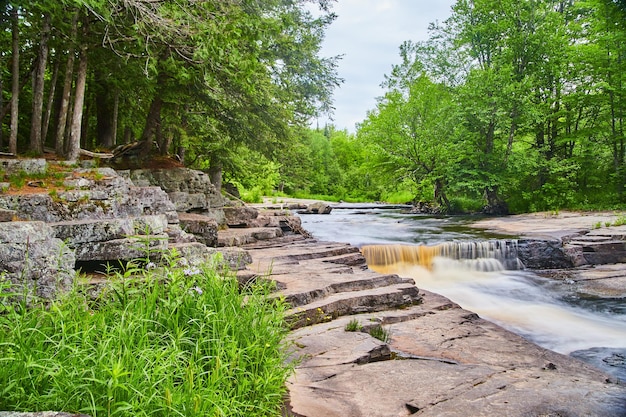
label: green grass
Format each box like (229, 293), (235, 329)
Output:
(367, 325), (390, 343)
(344, 319), (362, 332)
(0, 255), (291, 416)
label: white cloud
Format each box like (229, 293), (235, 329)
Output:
(311, 0), (456, 132)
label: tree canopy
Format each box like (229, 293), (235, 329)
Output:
(277, 0), (626, 213)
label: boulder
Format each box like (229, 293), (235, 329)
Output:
(223, 206), (259, 227)
(516, 239), (574, 269)
(0, 221), (75, 299)
(0, 158), (47, 176)
(298, 202), (333, 215)
(178, 212), (219, 247)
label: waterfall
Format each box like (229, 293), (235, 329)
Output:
(361, 240), (523, 273)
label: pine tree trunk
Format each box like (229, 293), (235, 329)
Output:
(9, 6), (19, 155)
(42, 57), (60, 147)
(95, 69), (115, 148)
(112, 89), (119, 147)
(55, 12), (78, 156)
(67, 43), (88, 162)
(29, 13), (51, 155)
(139, 95), (163, 156)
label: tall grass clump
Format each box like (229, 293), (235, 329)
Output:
(0, 256), (291, 416)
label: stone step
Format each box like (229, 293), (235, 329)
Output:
(246, 239), (359, 261)
(568, 235), (615, 244)
(50, 215), (168, 246)
(217, 227), (283, 247)
(285, 283), (422, 329)
(281, 272), (415, 308)
(169, 242), (251, 270)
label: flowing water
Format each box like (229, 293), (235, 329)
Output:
(299, 204), (626, 380)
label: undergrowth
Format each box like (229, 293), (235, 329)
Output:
(0, 254), (291, 416)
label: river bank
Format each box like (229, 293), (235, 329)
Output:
(241, 201), (626, 416)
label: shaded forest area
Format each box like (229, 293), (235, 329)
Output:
(2, 0), (626, 214)
(0, 0), (340, 185)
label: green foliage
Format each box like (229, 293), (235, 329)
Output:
(0, 257), (291, 416)
(367, 325), (390, 343)
(344, 319), (362, 332)
(279, 0), (626, 213)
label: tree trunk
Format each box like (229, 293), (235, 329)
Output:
(139, 95), (163, 157)
(42, 56), (60, 147)
(124, 126), (133, 144)
(55, 12), (78, 156)
(484, 186), (508, 215)
(9, 6), (19, 155)
(434, 178), (451, 213)
(112, 89), (119, 147)
(67, 42), (88, 162)
(95, 69), (115, 148)
(81, 93), (90, 149)
(0, 78), (3, 148)
(29, 13), (51, 155)
(208, 158), (223, 192)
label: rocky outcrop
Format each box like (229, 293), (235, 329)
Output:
(0, 161), (277, 299)
(125, 168), (226, 224)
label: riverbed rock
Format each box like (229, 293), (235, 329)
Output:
(517, 238), (574, 269)
(298, 201), (333, 214)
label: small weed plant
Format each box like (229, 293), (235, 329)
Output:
(367, 325), (390, 343)
(345, 318), (362, 332)
(0, 255), (291, 416)
(613, 215), (626, 226)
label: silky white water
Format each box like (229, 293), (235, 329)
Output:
(385, 259), (626, 355)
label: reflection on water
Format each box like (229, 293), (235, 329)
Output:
(299, 206), (626, 380)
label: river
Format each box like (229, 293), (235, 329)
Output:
(298, 204), (626, 380)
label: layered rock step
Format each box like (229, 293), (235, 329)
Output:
(238, 234), (626, 417)
(240, 237), (423, 329)
(566, 225), (626, 265)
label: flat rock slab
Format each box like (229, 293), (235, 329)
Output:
(286, 291), (626, 417)
(471, 211), (626, 241)
(218, 227), (283, 246)
(538, 263), (626, 298)
(239, 235), (626, 417)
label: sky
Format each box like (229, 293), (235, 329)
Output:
(310, 0), (456, 132)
